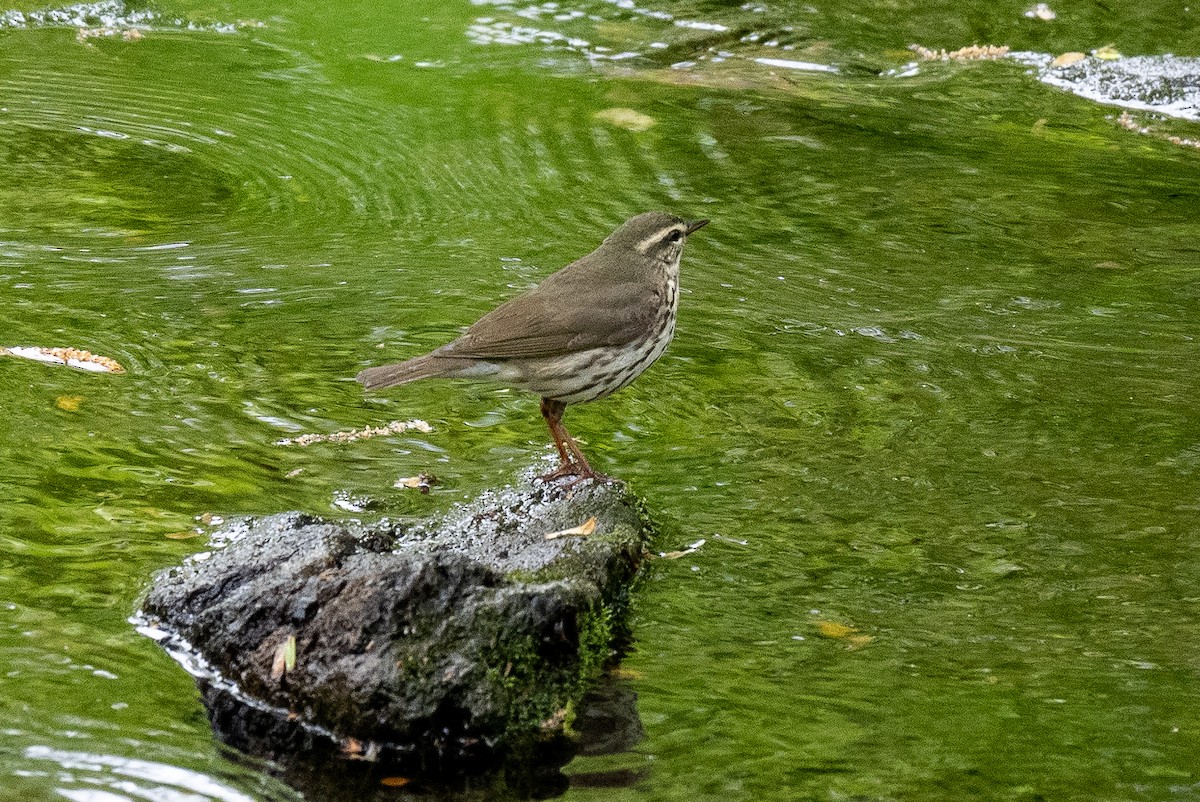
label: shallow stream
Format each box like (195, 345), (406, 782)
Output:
(2, 1), (1199, 800)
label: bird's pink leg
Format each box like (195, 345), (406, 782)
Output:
(539, 398), (610, 484)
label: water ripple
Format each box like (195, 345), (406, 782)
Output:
(0, 35), (407, 253)
(23, 746), (259, 802)
(0, 0), (720, 276)
(466, 0), (834, 75)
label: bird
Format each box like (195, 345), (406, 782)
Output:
(356, 211), (709, 483)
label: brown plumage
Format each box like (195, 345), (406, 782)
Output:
(356, 211), (708, 482)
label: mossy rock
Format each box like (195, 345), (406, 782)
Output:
(136, 478), (653, 781)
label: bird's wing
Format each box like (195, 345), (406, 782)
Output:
(436, 264), (656, 360)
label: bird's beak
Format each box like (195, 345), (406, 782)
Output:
(686, 219), (710, 235)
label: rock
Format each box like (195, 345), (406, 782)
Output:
(135, 478), (653, 786)
(890, 50), (1200, 122)
(1034, 53), (1200, 120)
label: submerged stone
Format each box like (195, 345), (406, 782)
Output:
(1037, 54), (1200, 120)
(135, 478), (652, 787)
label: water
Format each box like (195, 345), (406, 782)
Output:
(2, 0), (1199, 800)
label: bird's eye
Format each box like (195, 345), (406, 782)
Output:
(665, 229), (683, 243)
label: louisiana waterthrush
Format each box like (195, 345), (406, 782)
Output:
(356, 211), (708, 482)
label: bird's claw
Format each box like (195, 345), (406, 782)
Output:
(536, 462), (616, 489)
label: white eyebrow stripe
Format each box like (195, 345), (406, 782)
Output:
(636, 226), (682, 253)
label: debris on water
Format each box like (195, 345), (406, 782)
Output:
(394, 474), (437, 493)
(1024, 3), (1056, 21)
(77, 25), (144, 43)
(660, 538), (706, 559)
(331, 491), (371, 512)
(1092, 44), (1123, 61)
(2, 346), (126, 374)
(164, 530), (205, 540)
(909, 43), (1010, 62)
(594, 107), (656, 132)
(1116, 111), (1200, 149)
(816, 620), (874, 648)
(276, 419), (432, 446)
(54, 395), (84, 412)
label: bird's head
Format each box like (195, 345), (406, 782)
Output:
(603, 212), (709, 267)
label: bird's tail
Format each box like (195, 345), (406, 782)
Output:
(356, 354), (463, 391)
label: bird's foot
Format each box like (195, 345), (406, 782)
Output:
(537, 461), (617, 489)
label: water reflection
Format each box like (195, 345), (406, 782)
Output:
(24, 746), (261, 802)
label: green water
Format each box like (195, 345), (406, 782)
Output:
(2, 0), (1200, 800)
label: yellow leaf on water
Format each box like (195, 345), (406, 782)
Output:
(55, 395), (84, 412)
(594, 107), (656, 132)
(380, 776), (411, 788)
(545, 516), (598, 540)
(1092, 44), (1122, 60)
(816, 621), (857, 639)
(816, 621), (874, 648)
(164, 530), (204, 540)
